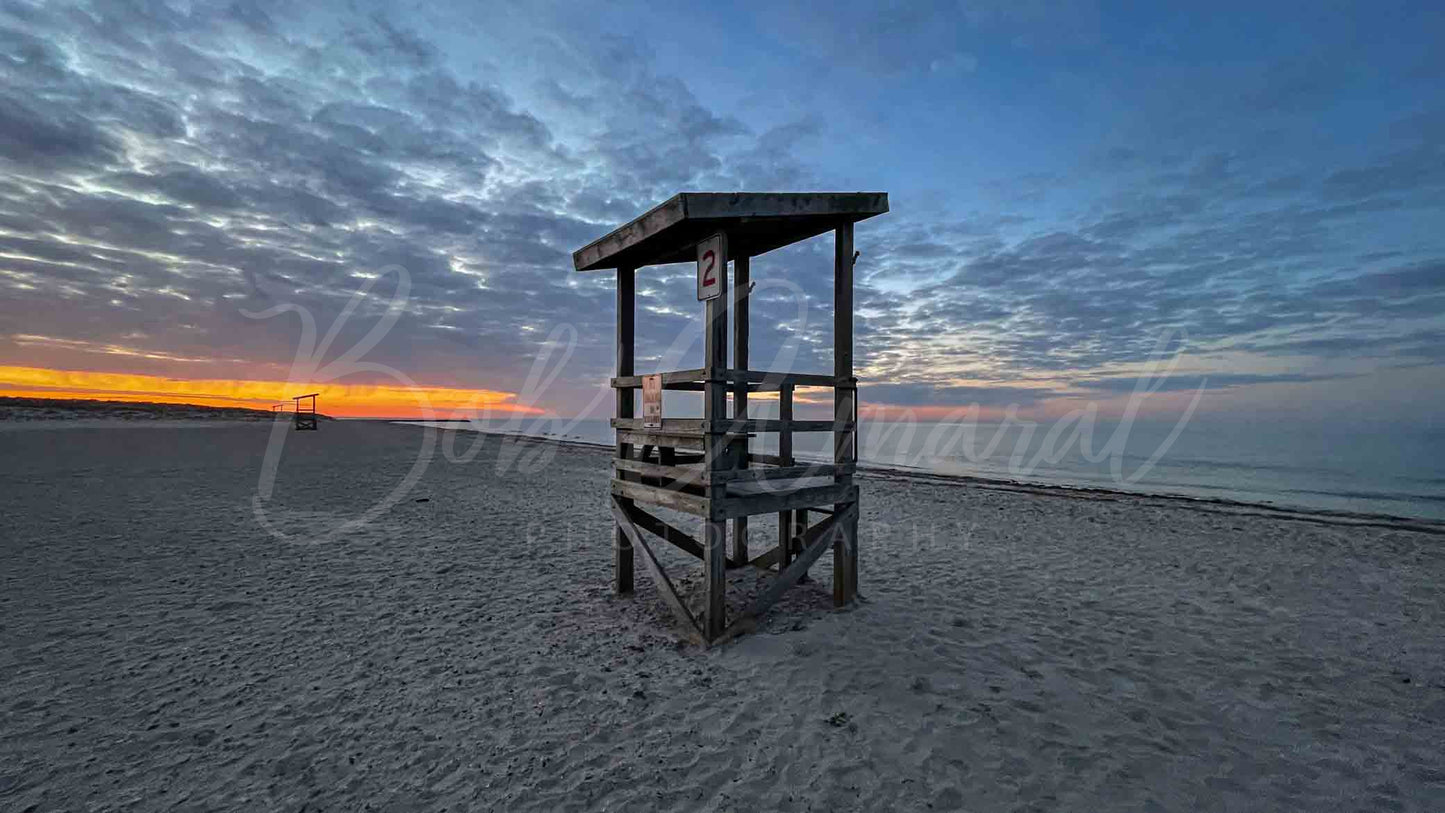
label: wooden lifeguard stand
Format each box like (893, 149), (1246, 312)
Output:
(291, 393), (319, 431)
(573, 192), (888, 644)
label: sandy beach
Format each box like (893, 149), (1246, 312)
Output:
(2, 420), (1442, 811)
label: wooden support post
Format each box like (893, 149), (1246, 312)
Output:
(776, 382), (793, 572)
(703, 235), (730, 641)
(731, 253), (750, 567)
(833, 224), (858, 606)
(615, 265), (636, 596)
(794, 508), (809, 583)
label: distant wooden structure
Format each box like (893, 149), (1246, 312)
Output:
(291, 393), (319, 431)
(573, 192), (888, 644)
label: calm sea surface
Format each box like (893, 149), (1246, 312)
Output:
(396, 416), (1445, 522)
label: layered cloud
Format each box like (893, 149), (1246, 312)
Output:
(0, 0), (1441, 421)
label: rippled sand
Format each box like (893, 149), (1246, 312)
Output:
(2, 421), (1442, 811)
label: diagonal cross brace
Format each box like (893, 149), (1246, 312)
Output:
(718, 501), (860, 642)
(611, 495), (704, 643)
(627, 504), (705, 560)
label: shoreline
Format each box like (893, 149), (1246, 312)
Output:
(7, 413), (1441, 534)
(381, 419), (1445, 537)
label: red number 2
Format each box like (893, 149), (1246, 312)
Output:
(701, 249), (717, 287)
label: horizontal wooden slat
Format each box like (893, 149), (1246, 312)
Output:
(611, 368), (706, 389)
(741, 370), (843, 388)
(616, 430), (706, 451)
(714, 483), (858, 520)
(612, 368), (847, 390)
(610, 478), (711, 517)
(612, 457), (707, 486)
(712, 463), (852, 484)
(614, 458), (853, 486)
(612, 417), (845, 435)
(613, 417), (703, 434)
(747, 419), (838, 433)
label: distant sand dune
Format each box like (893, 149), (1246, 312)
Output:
(0, 396), (329, 424)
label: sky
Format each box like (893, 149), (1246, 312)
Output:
(1, 0), (1442, 425)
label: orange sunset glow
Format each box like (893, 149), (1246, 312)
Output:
(0, 365), (540, 419)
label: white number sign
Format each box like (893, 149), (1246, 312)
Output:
(696, 233), (726, 301)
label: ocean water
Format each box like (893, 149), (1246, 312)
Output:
(400, 415), (1445, 522)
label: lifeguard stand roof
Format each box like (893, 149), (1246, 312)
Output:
(572, 192), (888, 272)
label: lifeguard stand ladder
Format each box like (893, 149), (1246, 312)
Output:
(573, 192), (888, 645)
(292, 393), (319, 431)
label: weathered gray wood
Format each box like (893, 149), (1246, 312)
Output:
(612, 457), (706, 487)
(702, 231), (731, 642)
(610, 478), (710, 517)
(716, 483), (858, 520)
(794, 508), (809, 583)
(616, 431), (749, 467)
(611, 418), (711, 435)
(748, 545), (781, 570)
(722, 503), (857, 639)
(615, 265), (635, 596)
(685, 192), (889, 221)
(623, 502), (705, 561)
(574, 193), (889, 271)
(719, 463), (851, 483)
(746, 377), (831, 392)
(777, 383), (794, 572)
(612, 417), (836, 434)
(614, 468), (856, 522)
(732, 253), (750, 567)
(574, 195), (687, 272)
(616, 435), (742, 470)
(616, 430), (707, 452)
(740, 369), (844, 389)
(757, 504), (852, 613)
(614, 457), (848, 486)
(839, 504), (858, 603)
(611, 368), (706, 389)
(703, 517), (727, 641)
(834, 224), (857, 606)
(777, 509), (793, 571)
(611, 496), (703, 643)
(581, 191), (885, 642)
(742, 419), (836, 433)
(612, 369), (844, 390)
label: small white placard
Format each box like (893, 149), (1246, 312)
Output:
(696, 233), (726, 302)
(641, 374), (663, 429)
